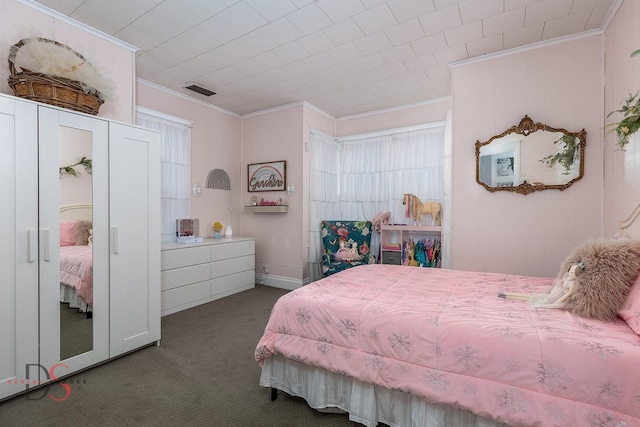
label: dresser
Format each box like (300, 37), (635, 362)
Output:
(161, 237), (255, 316)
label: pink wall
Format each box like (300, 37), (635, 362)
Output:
(241, 106), (303, 282)
(451, 35), (604, 278)
(137, 81), (242, 239)
(0, 0), (135, 123)
(604, 0), (640, 235)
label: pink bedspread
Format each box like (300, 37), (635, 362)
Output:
(59, 245), (93, 304)
(255, 264), (640, 427)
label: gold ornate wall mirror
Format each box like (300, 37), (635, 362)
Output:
(475, 115), (586, 195)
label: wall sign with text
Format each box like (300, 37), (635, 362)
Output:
(247, 160), (286, 192)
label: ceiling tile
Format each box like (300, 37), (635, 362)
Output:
(444, 21), (483, 47)
(433, 0), (466, 10)
(466, 33), (503, 57)
(115, 22), (175, 53)
(149, 28), (211, 66)
(354, 31), (393, 56)
(70, 0), (162, 34)
(502, 22), (544, 49)
(378, 61), (409, 79)
(387, 0), (436, 23)
(504, 0), (541, 12)
(403, 54), (438, 72)
(326, 43), (364, 64)
(379, 43), (417, 64)
(218, 1), (268, 35)
(195, 16), (244, 47)
(482, 7), (525, 37)
(542, 10), (591, 40)
(360, 0), (389, 9)
(524, 0), (573, 26)
(316, 0), (367, 23)
(286, 2), (334, 34)
(323, 19), (366, 45)
(418, 5), (462, 37)
(235, 31), (278, 56)
(432, 44), (468, 65)
(410, 33), (449, 56)
(244, 0), (297, 21)
(570, 0), (614, 13)
(330, 62), (363, 78)
(384, 18), (426, 46)
(353, 53), (388, 72)
(270, 42), (311, 64)
(145, 0), (224, 33)
(295, 31), (337, 55)
(219, 40), (260, 65)
(459, 0), (504, 24)
(258, 18), (305, 46)
(353, 3), (398, 35)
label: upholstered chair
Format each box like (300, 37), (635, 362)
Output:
(321, 220), (376, 277)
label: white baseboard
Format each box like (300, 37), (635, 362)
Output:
(255, 273), (303, 290)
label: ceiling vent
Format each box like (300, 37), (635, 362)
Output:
(184, 82), (216, 97)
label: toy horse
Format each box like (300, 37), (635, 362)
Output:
(402, 193), (441, 226)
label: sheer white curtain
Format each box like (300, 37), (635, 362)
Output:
(308, 124), (446, 282)
(338, 126), (445, 222)
(136, 108), (192, 243)
(308, 131), (340, 282)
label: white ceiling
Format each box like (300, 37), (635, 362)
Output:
(33, 0), (618, 118)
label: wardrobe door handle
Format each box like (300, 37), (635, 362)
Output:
(28, 228), (36, 262)
(111, 226), (118, 254)
(42, 228), (50, 261)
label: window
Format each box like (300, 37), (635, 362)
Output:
(136, 107), (192, 243)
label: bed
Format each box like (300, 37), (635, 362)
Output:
(59, 204), (93, 314)
(255, 208), (640, 427)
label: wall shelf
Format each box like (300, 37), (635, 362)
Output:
(244, 205), (288, 213)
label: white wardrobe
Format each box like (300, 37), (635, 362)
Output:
(0, 93), (160, 401)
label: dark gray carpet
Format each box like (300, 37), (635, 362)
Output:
(60, 303), (92, 360)
(0, 285), (361, 426)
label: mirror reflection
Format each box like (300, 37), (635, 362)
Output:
(476, 115), (586, 195)
(59, 127), (93, 360)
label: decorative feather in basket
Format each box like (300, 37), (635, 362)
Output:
(7, 38), (115, 115)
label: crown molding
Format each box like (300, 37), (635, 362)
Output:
(16, 0), (138, 52)
(450, 29), (603, 68)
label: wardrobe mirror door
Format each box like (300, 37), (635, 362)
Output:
(59, 126), (93, 361)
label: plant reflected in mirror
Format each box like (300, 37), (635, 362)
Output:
(476, 116), (586, 195)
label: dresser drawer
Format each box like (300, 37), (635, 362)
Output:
(210, 240), (255, 261)
(161, 263), (210, 291)
(211, 270), (255, 298)
(210, 255), (254, 279)
(162, 246), (209, 270)
(161, 280), (210, 313)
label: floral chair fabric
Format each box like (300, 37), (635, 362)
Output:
(321, 220), (375, 277)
